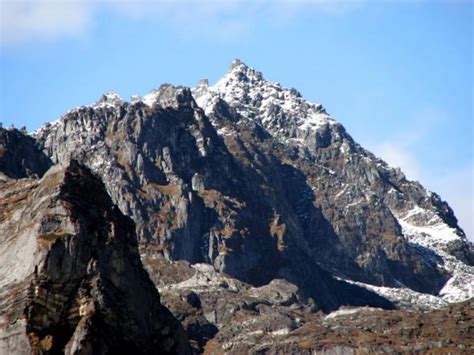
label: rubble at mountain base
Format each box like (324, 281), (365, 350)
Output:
(146, 258), (474, 354)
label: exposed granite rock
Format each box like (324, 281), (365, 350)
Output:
(0, 161), (190, 354)
(33, 85), (396, 313)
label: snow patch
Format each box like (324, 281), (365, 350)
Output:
(324, 308), (363, 320)
(271, 328), (290, 336)
(192, 61), (335, 148)
(93, 92), (123, 108)
(142, 90), (160, 107)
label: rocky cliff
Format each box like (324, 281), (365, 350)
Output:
(0, 128), (52, 179)
(1, 60), (473, 353)
(0, 152), (190, 354)
(32, 60), (473, 310)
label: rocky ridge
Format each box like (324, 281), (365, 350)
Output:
(31, 60), (473, 308)
(193, 60), (473, 306)
(32, 80), (396, 313)
(0, 155), (190, 354)
(1, 59), (473, 353)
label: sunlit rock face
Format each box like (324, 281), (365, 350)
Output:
(2, 60), (473, 353)
(29, 61), (472, 313)
(0, 158), (191, 354)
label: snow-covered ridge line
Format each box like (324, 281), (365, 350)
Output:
(31, 86), (188, 136)
(193, 60), (336, 144)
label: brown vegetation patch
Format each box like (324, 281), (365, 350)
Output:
(38, 231), (70, 247)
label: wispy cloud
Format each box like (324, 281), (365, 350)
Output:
(375, 142), (421, 180)
(369, 107), (473, 241)
(0, 0), (365, 46)
(0, 0), (95, 45)
(369, 107), (448, 180)
(109, 0), (257, 42)
(429, 163), (474, 241)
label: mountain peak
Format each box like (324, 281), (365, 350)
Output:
(194, 61), (332, 145)
(4, 62), (473, 352)
(94, 92), (123, 108)
(229, 58), (245, 71)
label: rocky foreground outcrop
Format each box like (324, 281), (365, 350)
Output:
(0, 159), (190, 354)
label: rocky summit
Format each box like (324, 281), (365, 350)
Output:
(1, 60), (473, 353)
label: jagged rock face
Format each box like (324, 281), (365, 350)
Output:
(32, 84), (397, 313)
(194, 61), (473, 295)
(32, 61), (472, 311)
(0, 160), (190, 354)
(0, 128), (52, 179)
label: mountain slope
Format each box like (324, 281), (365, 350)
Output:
(0, 153), (190, 354)
(30, 60), (473, 311)
(193, 60), (473, 305)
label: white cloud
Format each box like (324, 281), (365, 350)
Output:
(374, 142), (421, 180)
(368, 106), (450, 180)
(427, 164), (474, 242)
(0, 0), (95, 45)
(110, 0), (257, 42)
(0, 0), (365, 46)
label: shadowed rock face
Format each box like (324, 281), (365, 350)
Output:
(2, 61), (473, 353)
(31, 85), (396, 313)
(0, 128), (52, 179)
(30, 62), (473, 314)
(0, 160), (191, 354)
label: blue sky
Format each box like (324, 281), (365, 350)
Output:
(0, 0), (472, 239)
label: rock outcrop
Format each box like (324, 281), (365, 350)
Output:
(0, 159), (190, 354)
(31, 61), (473, 314)
(0, 128), (52, 179)
(142, 257), (474, 354)
(2, 60), (473, 352)
(204, 299), (474, 354)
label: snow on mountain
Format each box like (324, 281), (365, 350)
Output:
(142, 89), (161, 107)
(93, 92), (124, 108)
(194, 59), (335, 145)
(28, 59), (472, 310)
(191, 59), (473, 308)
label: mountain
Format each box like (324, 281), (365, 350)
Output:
(1, 60), (473, 353)
(0, 154), (190, 353)
(33, 59), (473, 305)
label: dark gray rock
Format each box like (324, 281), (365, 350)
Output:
(0, 127), (52, 178)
